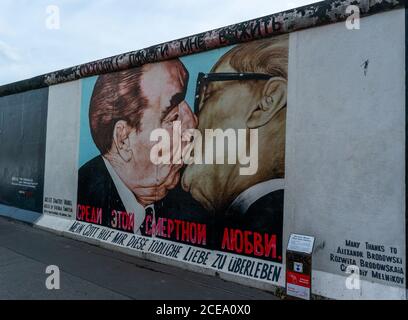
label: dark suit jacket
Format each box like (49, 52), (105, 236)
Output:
(77, 156), (210, 238)
(77, 156), (126, 229)
(214, 189), (284, 263)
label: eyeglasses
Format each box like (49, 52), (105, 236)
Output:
(194, 72), (273, 113)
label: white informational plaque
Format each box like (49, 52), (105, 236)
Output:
(286, 234), (315, 300)
(287, 234), (315, 254)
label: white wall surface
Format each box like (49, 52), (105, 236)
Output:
(42, 81), (81, 220)
(285, 8), (406, 299)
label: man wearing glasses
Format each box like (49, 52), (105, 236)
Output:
(182, 35), (288, 262)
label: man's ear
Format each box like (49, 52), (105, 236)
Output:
(247, 77), (287, 129)
(113, 120), (132, 162)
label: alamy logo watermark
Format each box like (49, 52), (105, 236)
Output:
(150, 122), (259, 176)
(345, 265), (360, 290)
(45, 5), (60, 30)
(45, 265), (60, 290)
(345, 5), (360, 30)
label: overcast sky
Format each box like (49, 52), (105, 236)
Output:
(0, 0), (315, 85)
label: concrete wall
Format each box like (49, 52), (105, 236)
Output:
(285, 9), (406, 299)
(0, 2), (406, 300)
(43, 81), (81, 220)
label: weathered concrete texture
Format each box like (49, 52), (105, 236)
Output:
(0, 0), (404, 97)
(0, 217), (278, 300)
(285, 8), (406, 299)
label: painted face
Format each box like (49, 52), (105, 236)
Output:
(122, 60), (197, 205)
(182, 62), (264, 211)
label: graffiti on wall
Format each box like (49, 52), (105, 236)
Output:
(72, 36), (288, 283)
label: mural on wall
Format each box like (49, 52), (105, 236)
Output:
(182, 35), (288, 262)
(0, 88), (48, 213)
(72, 35), (288, 283)
(76, 58), (210, 237)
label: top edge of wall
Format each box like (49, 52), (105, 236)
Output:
(0, 0), (405, 97)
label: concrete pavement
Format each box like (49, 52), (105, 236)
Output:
(0, 216), (278, 300)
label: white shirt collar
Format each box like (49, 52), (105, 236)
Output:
(228, 179), (285, 215)
(102, 157), (146, 234)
